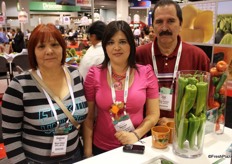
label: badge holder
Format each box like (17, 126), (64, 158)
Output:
(159, 86), (173, 111)
(110, 102), (135, 132)
(31, 70), (81, 156)
(51, 122), (69, 157)
(31, 70), (80, 130)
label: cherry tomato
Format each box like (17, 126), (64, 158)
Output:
(216, 60), (228, 72)
(212, 101), (220, 108)
(210, 67), (222, 76)
(217, 114), (225, 123)
(208, 97), (215, 109)
(219, 86), (226, 95)
(215, 123), (220, 131)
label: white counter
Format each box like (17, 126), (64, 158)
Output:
(76, 127), (232, 164)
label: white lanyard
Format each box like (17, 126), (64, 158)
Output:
(36, 67), (76, 126)
(151, 41), (182, 89)
(108, 62), (130, 108)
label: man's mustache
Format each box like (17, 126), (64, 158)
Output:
(159, 30), (172, 36)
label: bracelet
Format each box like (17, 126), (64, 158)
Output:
(83, 154), (93, 159)
(132, 131), (140, 141)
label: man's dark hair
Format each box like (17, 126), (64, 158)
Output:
(86, 21), (106, 40)
(151, 0), (182, 26)
(143, 26), (150, 35)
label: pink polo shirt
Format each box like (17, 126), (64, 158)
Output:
(84, 64), (159, 151)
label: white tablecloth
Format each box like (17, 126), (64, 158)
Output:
(76, 127), (232, 164)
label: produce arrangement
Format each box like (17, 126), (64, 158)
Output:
(66, 48), (77, 58)
(175, 71), (209, 150)
(209, 60), (228, 133)
(66, 48), (86, 65)
(180, 4), (213, 43)
(215, 15), (232, 45)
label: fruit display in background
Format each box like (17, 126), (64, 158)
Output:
(180, 4), (214, 43)
(66, 48), (76, 58)
(66, 48), (77, 65)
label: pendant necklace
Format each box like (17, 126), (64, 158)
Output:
(112, 70), (126, 90)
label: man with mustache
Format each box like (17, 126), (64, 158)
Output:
(136, 0), (210, 125)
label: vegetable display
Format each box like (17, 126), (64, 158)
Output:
(215, 15), (232, 44)
(175, 71), (209, 150)
(66, 48), (87, 65)
(208, 60), (228, 133)
(66, 48), (76, 57)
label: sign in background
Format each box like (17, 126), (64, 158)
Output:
(0, 16), (5, 25)
(130, 0), (151, 8)
(29, 2), (80, 12)
(76, 0), (91, 7)
(56, 0), (76, 6)
(18, 11), (28, 23)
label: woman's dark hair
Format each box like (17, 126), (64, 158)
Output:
(27, 23), (66, 70)
(152, 0), (182, 26)
(101, 20), (137, 70)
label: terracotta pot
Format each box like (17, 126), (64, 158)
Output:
(151, 126), (170, 149)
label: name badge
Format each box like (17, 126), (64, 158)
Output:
(113, 114), (135, 132)
(159, 93), (172, 111)
(51, 135), (68, 156)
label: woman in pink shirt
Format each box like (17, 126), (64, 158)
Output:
(83, 20), (160, 158)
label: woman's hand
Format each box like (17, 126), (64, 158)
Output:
(115, 131), (138, 145)
(158, 117), (174, 126)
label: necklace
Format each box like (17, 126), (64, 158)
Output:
(112, 70), (126, 90)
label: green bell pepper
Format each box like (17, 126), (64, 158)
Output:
(188, 76), (198, 85)
(177, 118), (189, 149)
(176, 77), (188, 112)
(197, 113), (206, 148)
(178, 84), (197, 121)
(194, 81), (208, 116)
(188, 113), (201, 149)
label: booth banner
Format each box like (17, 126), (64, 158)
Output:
(29, 2), (80, 12)
(80, 16), (89, 26)
(133, 14), (140, 24)
(56, 0), (76, 6)
(63, 16), (70, 25)
(130, 0), (151, 8)
(0, 16), (5, 25)
(148, 10), (152, 26)
(1, 1), (6, 16)
(1, 1), (6, 25)
(18, 11), (28, 23)
(76, 0), (91, 7)
(94, 13), (100, 21)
